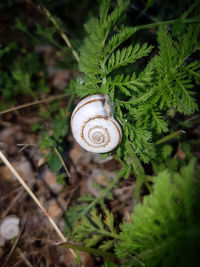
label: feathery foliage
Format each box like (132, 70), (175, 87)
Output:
(64, 166), (128, 235)
(71, 0), (200, 166)
(65, 3), (200, 259)
(115, 158), (200, 267)
(148, 25), (199, 115)
(73, 208), (119, 250)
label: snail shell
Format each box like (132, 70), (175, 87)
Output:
(71, 94), (122, 153)
(0, 215), (20, 240)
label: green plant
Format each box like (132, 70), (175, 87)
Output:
(64, 0), (200, 264)
(66, 156), (200, 266)
(0, 41), (70, 177)
(73, 208), (119, 249)
(1, 0), (200, 265)
(115, 158), (200, 267)
(67, 0), (200, 204)
(71, 0), (199, 164)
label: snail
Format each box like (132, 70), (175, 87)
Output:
(70, 94), (122, 153)
(0, 215), (20, 240)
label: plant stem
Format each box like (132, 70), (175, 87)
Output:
(0, 93), (68, 115)
(78, 169), (125, 218)
(181, 0), (199, 20)
(155, 130), (185, 145)
(41, 5), (80, 63)
(16, 248), (34, 267)
(125, 141), (146, 203)
(54, 147), (71, 178)
(2, 226), (24, 267)
(62, 242), (117, 259)
(60, 31), (80, 62)
(0, 150), (67, 243)
(93, 229), (121, 240)
(125, 141), (145, 176)
(134, 17), (200, 32)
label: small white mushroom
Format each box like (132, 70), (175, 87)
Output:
(0, 215), (20, 240)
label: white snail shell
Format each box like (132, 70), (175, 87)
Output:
(71, 94), (122, 153)
(0, 215), (20, 240)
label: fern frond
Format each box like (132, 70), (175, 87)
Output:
(73, 208), (119, 249)
(123, 90), (154, 106)
(99, 240), (114, 250)
(104, 0), (129, 32)
(107, 74), (141, 97)
(104, 27), (136, 57)
(115, 158), (200, 267)
(106, 44), (153, 74)
(174, 71), (198, 114)
(99, 0), (110, 23)
(175, 24), (200, 62)
(184, 60), (200, 85)
(149, 25), (199, 116)
(75, 0), (199, 165)
(151, 110), (168, 133)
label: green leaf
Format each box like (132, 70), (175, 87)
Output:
(99, 240), (114, 250)
(116, 159), (200, 267)
(162, 144), (172, 159)
(91, 209), (104, 230)
(104, 209), (116, 234)
(47, 150), (62, 172)
(106, 44), (153, 73)
(84, 235), (103, 247)
(104, 260), (118, 267)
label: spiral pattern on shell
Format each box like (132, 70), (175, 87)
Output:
(71, 94), (122, 153)
(0, 216), (20, 240)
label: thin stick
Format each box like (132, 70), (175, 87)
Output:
(40, 5), (80, 63)
(0, 150), (66, 243)
(0, 143), (36, 147)
(2, 226), (23, 267)
(54, 147), (71, 178)
(59, 31), (80, 63)
(1, 189), (24, 219)
(134, 17), (200, 32)
(62, 242), (117, 259)
(19, 145), (29, 152)
(16, 248), (34, 267)
(155, 130), (185, 145)
(0, 94), (68, 116)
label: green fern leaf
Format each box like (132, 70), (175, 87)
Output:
(106, 44), (153, 73)
(73, 208), (119, 250)
(115, 158), (200, 267)
(99, 240), (114, 250)
(84, 234), (103, 247)
(104, 209), (116, 235)
(104, 27), (136, 57)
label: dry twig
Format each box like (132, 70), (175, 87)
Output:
(1, 225), (23, 267)
(39, 5), (80, 63)
(16, 248), (34, 267)
(0, 150), (66, 243)
(0, 150), (76, 259)
(54, 147), (71, 178)
(0, 94), (68, 115)
(1, 188), (25, 219)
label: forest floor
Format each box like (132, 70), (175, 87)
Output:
(0, 69), (136, 266)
